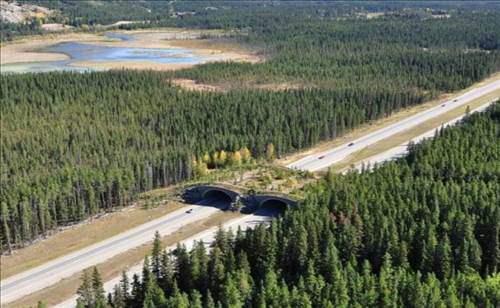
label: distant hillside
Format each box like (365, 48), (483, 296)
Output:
(0, 0), (53, 23)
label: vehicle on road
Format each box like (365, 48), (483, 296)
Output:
(318, 155), (325, 159)
(186, 209), (193, 214)
(442, 104), (446, 107)
(348, 142), (355, 147)
(453, 99), (458, 102)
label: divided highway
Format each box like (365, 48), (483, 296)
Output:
(288, 79), (500, 172)
(0, 200), (225, 305)
(55, 208), (278, 307)
(344, 101), (497, 173)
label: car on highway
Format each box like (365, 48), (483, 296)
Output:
(318, 155), (325, 159)
(453, 99), (458, 102)
(442, 104), (446, 107)
(348, 142), (355, 147)
(186, 209), (193, 214)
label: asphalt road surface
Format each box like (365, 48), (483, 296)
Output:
(0, 199), (227, 305)
(287, 79), (500, 172)
(55, 208), (278, 308)
(343, 101), (496, 173)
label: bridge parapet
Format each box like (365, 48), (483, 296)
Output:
(184, 184), (242, 203)
(253, 194), (297, 208)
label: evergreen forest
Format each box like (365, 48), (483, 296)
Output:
(94, 103), (500, 308)
(2, 2), (500, 251)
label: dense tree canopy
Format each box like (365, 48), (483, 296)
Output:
(171, 9), (500, 88)
(1, 2), (500, 251)
(0, 70), (428, 250)
(104, 103), (500, 307)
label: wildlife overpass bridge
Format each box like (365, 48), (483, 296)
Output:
(183, 183), (297, 211)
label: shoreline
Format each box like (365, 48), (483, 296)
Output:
(0, 29), (261, 69)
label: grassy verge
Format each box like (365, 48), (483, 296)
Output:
(1, 198), (184, 279)
(330, 90), (500, 173)
(278, 73), (500, 166)
(5, 210), (241, 308)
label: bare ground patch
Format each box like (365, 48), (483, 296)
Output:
(171, 78), (227, 92)
(254, 82), (307, 91)
(41, 23), (74, 32)
(171, 78), (308, 93)
(167, 38), (263, 63)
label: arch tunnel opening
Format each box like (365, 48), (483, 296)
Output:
(259, 199), (288, 216)
(202, 189), (233, 204)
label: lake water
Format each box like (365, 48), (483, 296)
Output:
(1, 32), (220, 73)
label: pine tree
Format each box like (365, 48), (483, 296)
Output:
(143, 274), (167, 307)
(240, 147), (251, 163)
(151, 231), (162, 280)
(130, 274), (144, 307)
(265, 144), (276, 161)
(92, 267), (106, 308)
(434, 235), (452, 279)
(77, 269), (94, 307)
(205, 290), (216, 308)
(190, 290), (203, 308)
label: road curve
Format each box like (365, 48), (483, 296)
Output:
(287, 79), (500, 172)
(0, 200), (225, 305)
(55, 208), (278, 308)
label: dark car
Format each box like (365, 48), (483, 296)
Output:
(348, 142), (355, 147)
(453, 99), (458, 102)
(318, 155), (325, 160)
(442, 104), (446, 107)
(186, 209), (193, 214)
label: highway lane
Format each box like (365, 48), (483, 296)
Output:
(287, 79), (500, 172)
(55, 208), (279, 308)
(1, 199), (226, 305)
(343, 100), (497, 173)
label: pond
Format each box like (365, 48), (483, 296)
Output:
(1, 32), (222, 73)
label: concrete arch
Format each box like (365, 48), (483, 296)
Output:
(182, 184), (298, 214)
(186, 185), (241, 202)
(255, 195), (297, 209)
(259, 198), (289, 211)
(202, 188), (234, 203)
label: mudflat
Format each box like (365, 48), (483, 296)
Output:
(0, 33), (107, 64)
(0, 29), (260, 71)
